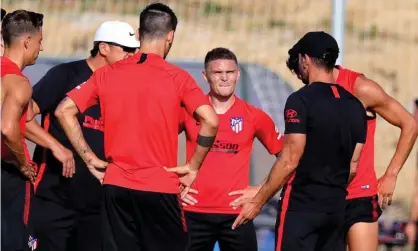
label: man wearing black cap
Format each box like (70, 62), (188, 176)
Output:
(232, 31), (368, 251)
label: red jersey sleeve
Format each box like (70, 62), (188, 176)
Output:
(254, 108), (283, 155)
(177, 72), (209, 115)
(66, 74), (99, 113)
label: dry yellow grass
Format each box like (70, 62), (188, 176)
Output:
(3, 0), (417, 211)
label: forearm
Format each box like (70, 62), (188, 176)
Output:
(189, 121), (218, 170)
(2, 127), (28, 166)
(385, 121), (418, 176)
(57, 113), (94, 163)
(25, 119), (59, 149)
(254, 158), (297, 206)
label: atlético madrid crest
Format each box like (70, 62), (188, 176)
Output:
(230, 117), (243, 133)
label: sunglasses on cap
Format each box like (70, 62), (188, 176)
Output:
(104, 42), (137, 53)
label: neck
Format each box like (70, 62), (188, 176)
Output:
(308, 69), (335, 85)
(209, 92), (235, 114)
(3, 48), (26, 70)
(137, 40), (166, 58)
(86, 55), (107, 72)
(332, 67), (340, 82)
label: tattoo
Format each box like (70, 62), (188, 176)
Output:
(71, 120), (93, 158)
(59, 97), (69, 106)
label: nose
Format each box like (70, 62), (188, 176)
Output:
(220, 72), (228, 81)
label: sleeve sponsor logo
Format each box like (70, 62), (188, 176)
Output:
(285, 109), (300, 123)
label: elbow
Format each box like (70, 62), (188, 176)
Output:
(1, 123), (15, 139)
(208, 115), (219, 134)
(403, 117), (418, 139)
(203, 112), (219, 135)
(54, 106), (66, 121)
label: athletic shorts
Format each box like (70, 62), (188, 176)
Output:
(101, 185), (189, 251)
(185, 211), (257, 251)
(344, 195), (382, 230)
(28, 196), (101, 251)
(1, 161), (29, 251)
(275, 210), (346, 251)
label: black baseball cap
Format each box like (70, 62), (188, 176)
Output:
(288, 31), (339, 59)
(1, 9), (6, 21)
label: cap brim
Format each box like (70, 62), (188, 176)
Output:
(120, 39), (140, 48)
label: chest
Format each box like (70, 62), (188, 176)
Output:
(185, 113), (255, 147)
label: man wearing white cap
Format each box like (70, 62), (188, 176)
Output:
(26, 21), (139, 251)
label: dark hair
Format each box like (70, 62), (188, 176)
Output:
(310, 50), (338, 72)
(1, 10), (43, 46)
(1, 9), (6, 21)
(139, 3), (177, 40)
(286, 50), (337, 74)
(204, 47), (238, 69)
(90, 42), (99, 57)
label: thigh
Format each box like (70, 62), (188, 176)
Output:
(28, 196), (76, 251)
(1, 164), (28, 251)
(135, 191), (189, 251)
(218, 217), (257, 251)
(345, 196), (380, 251)
(101, 185), (138, 251)
(67, 212), (102, 251)
(185, 211), (217, 251)
(315, 212), (345, 251)
(275, 210), (319, 251)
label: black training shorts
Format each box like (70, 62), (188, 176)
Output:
(101, 185), (189, 251)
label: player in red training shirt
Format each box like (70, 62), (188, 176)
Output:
(179, 48), (283, 251)
(333, 64), (418, 250)
(54, 3), (219, 251)
(1, 10), (73, 251)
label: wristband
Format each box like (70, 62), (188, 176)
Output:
(197, 134), (215, 147)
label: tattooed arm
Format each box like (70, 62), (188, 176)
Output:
(55, 97), (107, 182)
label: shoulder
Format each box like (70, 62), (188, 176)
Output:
(287, 88), (307, 102)
(2, 74), (32, 99)
(240, 99), (267, 118)
(45, 60), (85, 76)
(353, 75), (388, 104)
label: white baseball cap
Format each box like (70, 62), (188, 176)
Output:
(94, 21), (140, 48)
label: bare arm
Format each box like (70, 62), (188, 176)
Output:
(24, 100), (56, 148)
(187, 104), (219, 171)
(55, 97), (95, 164)
(25, 100), (75, 177)
(253, 134), (305, 205)
(355, 76), (418, 177)
(1, 75), (32, 166)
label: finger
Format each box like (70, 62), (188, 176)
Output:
(181, 187), (190, 199)
(228, 190), (245, 196)
(188, 188), (198, 194)
(184, 194), (198, 204)
(182, 202), (188, 207)
(387, 194), (393, 206)
(63, 163), (71, 178)
(378, 194), (383, 208)
(232, 214), (245, 230)
(381, 196), (388, 209)
(231, 197), (252, 207)
(71, 158), (76, 174)
(182, 197), (196, 206)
